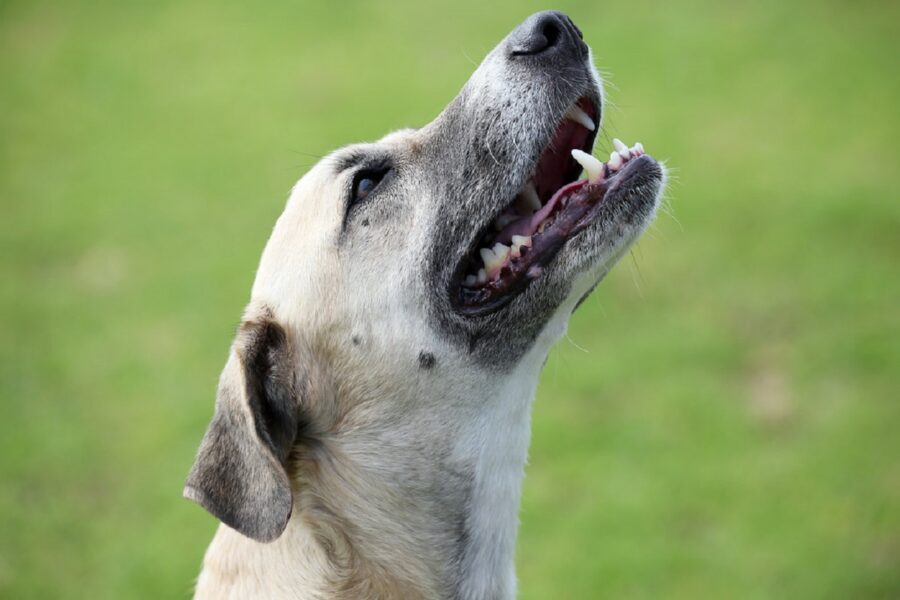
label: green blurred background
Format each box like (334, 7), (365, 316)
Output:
(2, 0), (898, 597)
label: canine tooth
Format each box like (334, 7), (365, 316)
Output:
(492, 243), (511, 262)
(570, 149), (604, 182)
(634, 142), (644, 155)
(463, 275), (477, 287)
(477, 269), (487, 284)
(516, 182), (542, 213)
(608, 150), (623, 171)
(564, 105), (595, 131)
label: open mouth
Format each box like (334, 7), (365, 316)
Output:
(452, 96), (650, 315)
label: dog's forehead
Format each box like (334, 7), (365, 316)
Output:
(372, 127), (421, 149)
(329, 127), (424, 170)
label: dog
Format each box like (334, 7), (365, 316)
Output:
(184, 10), (665, 600)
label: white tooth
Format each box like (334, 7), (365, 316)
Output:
(619, 150), (631, 161)
(565, 105), (595, 131)
(510, 234), (531, 258)
(464, 275), (477, 287)
(482, 243), (509, 274)
(571, 149), (604, 182)
(516, 182), (542, 213)
(479, 247), (495, 266)
(511, 234), (532, 248)
(608, 150), (623, 171)
(613, 138), (628, 153)
(634, 142), (644, 155)
(492, 243), (511, 263)
(493, 213), (518, 230)
(477, 269), (487, 284)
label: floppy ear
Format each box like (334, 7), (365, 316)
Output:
(183, 310), (300, 543)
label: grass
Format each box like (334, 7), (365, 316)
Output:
(1, 0), (898, 597)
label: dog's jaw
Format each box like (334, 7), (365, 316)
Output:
(422, 23), (663, 370)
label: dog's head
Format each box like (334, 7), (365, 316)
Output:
(185, 12), (665, 543)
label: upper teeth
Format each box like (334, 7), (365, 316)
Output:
(571, 149), (605, 182)
(564, 105), (595, 131)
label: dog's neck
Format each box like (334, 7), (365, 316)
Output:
(195, 321), (567, 600)
(452, 366), (536, 600)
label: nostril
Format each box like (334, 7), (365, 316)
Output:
(508, 11), (582, 58)
(540, 19), (560, 50)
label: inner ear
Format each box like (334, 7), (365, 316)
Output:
(240, 317), (299, 463)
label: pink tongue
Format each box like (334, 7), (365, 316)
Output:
(494, 179), (587, 245)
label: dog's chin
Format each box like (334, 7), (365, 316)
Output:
(448, 98), (663, 319)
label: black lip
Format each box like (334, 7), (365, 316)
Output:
(448, 94), (601, 316)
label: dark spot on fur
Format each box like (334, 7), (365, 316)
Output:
(418, 351), (436, 370)
(361, 218), (369, 227)
(352, 335), (361, 345)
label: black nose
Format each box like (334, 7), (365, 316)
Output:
(508, 11), (586, 58)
